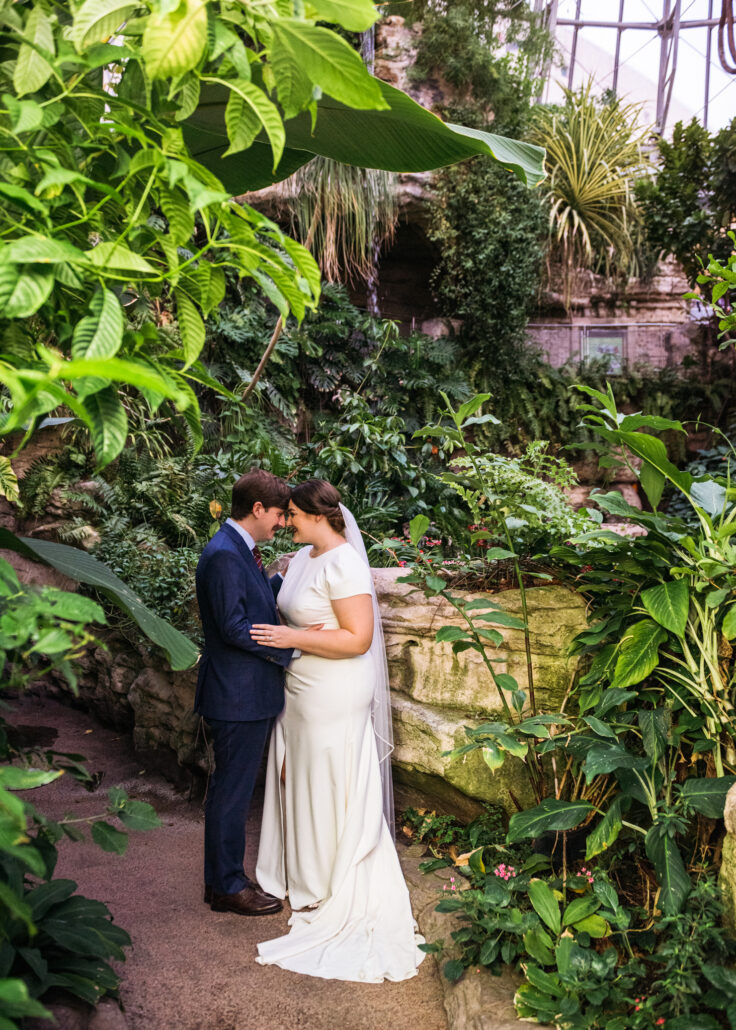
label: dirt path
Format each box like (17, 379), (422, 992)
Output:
(11, 694), (447, 1030)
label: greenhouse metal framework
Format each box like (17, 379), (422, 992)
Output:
(535, 0), (736, 131)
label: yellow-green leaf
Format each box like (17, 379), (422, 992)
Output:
(14, 7), (55, 96)
(72, 0), (139, 49)
(142, 0), (208, 80)
(223, 80), (285, 169)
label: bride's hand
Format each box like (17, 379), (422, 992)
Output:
(251, 623), (297, 648)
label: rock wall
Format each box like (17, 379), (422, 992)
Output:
(33, 563), (587, 817)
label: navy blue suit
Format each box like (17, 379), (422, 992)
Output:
(195, 522), (292, 895)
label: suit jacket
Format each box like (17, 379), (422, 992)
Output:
(194, 522), (293, 721)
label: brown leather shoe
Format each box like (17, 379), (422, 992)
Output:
(210, 886), (283, 916)
(205, 882), (278, 905)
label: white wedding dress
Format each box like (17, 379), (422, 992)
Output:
(255, 542), (425, 983)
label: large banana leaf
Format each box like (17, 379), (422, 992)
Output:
(0, 530), (198, 671)
(184, 78), (546, 194)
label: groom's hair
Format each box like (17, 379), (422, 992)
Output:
(231, 469), (291, 519)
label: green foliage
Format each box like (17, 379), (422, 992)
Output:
(409, 0), (551, 135)
(427, 155), (547, 395)
(531, 84), (649, 305)
(687, 230), (736, 350)
(637, 117), (736, 286)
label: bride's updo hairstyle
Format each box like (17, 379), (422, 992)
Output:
(290, 479), (346, 534)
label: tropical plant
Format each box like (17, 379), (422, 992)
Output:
(531, 83), (650, 307)
(0, 0), (545, 472)
(686, 230), (736, 350)
(0, 559), (161, 1027)
(636, 116), (736, 287)
(270, 158), (398, 288)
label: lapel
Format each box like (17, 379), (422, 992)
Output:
(220, 523), (276, 614)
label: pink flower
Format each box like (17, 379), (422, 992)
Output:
(656, 1021), (665, 1026)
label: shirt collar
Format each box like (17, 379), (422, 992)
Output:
(225, 518), (256, 552)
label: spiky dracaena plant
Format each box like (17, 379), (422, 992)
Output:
(272, 157), (398, 286)
(531, 82), (650, 307)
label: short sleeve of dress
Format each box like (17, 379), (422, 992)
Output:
(326, 545), (373, 600)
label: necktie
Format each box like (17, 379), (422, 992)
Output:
(252, 545), (264, 572)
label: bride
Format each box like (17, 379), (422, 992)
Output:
(249, 478), (424, 983)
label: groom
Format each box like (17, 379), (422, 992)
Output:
(195, 468), (293, 916)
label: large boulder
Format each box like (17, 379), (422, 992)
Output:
(375, 569), (588, 816)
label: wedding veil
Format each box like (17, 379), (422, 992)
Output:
(340, 503), (396, 840)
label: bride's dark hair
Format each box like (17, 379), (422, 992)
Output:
(290, 479), (345, 533)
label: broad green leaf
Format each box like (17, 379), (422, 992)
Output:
(435, 626), (470, 643)
(223, 80), (285, 168)
(641, 579), (689, 637)
(523, 928), (554, 966)
(638, 708), (670, 763)
(7, 237), (86, 264)
(159, 186), (194, 246)
(408, 513), (429, 546)
(680, 776), (736, 819)
(527, 880), (560, 935)
(116, 799), (161, 831)
(72, 0), (138, 48)
(562, 894), (600, 926)
(572, 913), (609, 938)
(84, 241), (156, 273)
(0, 882), (35, 933)
(26, 878), (76, 919)
(723, 605), (736, 640)
(186, 77), (545, 195)
(611, 618), (667, 688)
(583, 742), (647, 783)
(141, 0), (208, 79)
(0, 766), (61, 790)
(0, 978), (51, 1019)
(585, 797), (623, 860)
(691, 479), (728, 516)
(507, 799), (595, 844)
(645, 827), (690, 915)
(4, 267), (54, 317)
(481, 743), (504, 772)
(583, 715), (617, 739)
(72, 288), (124, 361)
(0, 531), (199, 670)
(308, 0), (378, 31)
(174, 291), (205, 368)
(639, 461), (664, 509)
(81, 386), (128, 468)
(271, 20), (388, 117)
(91, 820), (128, 854)
(14, 7), (54, 96)
(0, 182), (48, 216)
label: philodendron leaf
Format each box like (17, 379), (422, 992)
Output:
(641, 579), (689, 638)
(612, 619), (667, 688)
(645, 826), (690, 915)
(507, 799), (595, 844)
(680, 776), (736, 819)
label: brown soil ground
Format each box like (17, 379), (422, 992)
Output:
(10, 694), (447, 1030)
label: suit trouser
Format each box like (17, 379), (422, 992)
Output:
(204, 717), (272, 895)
